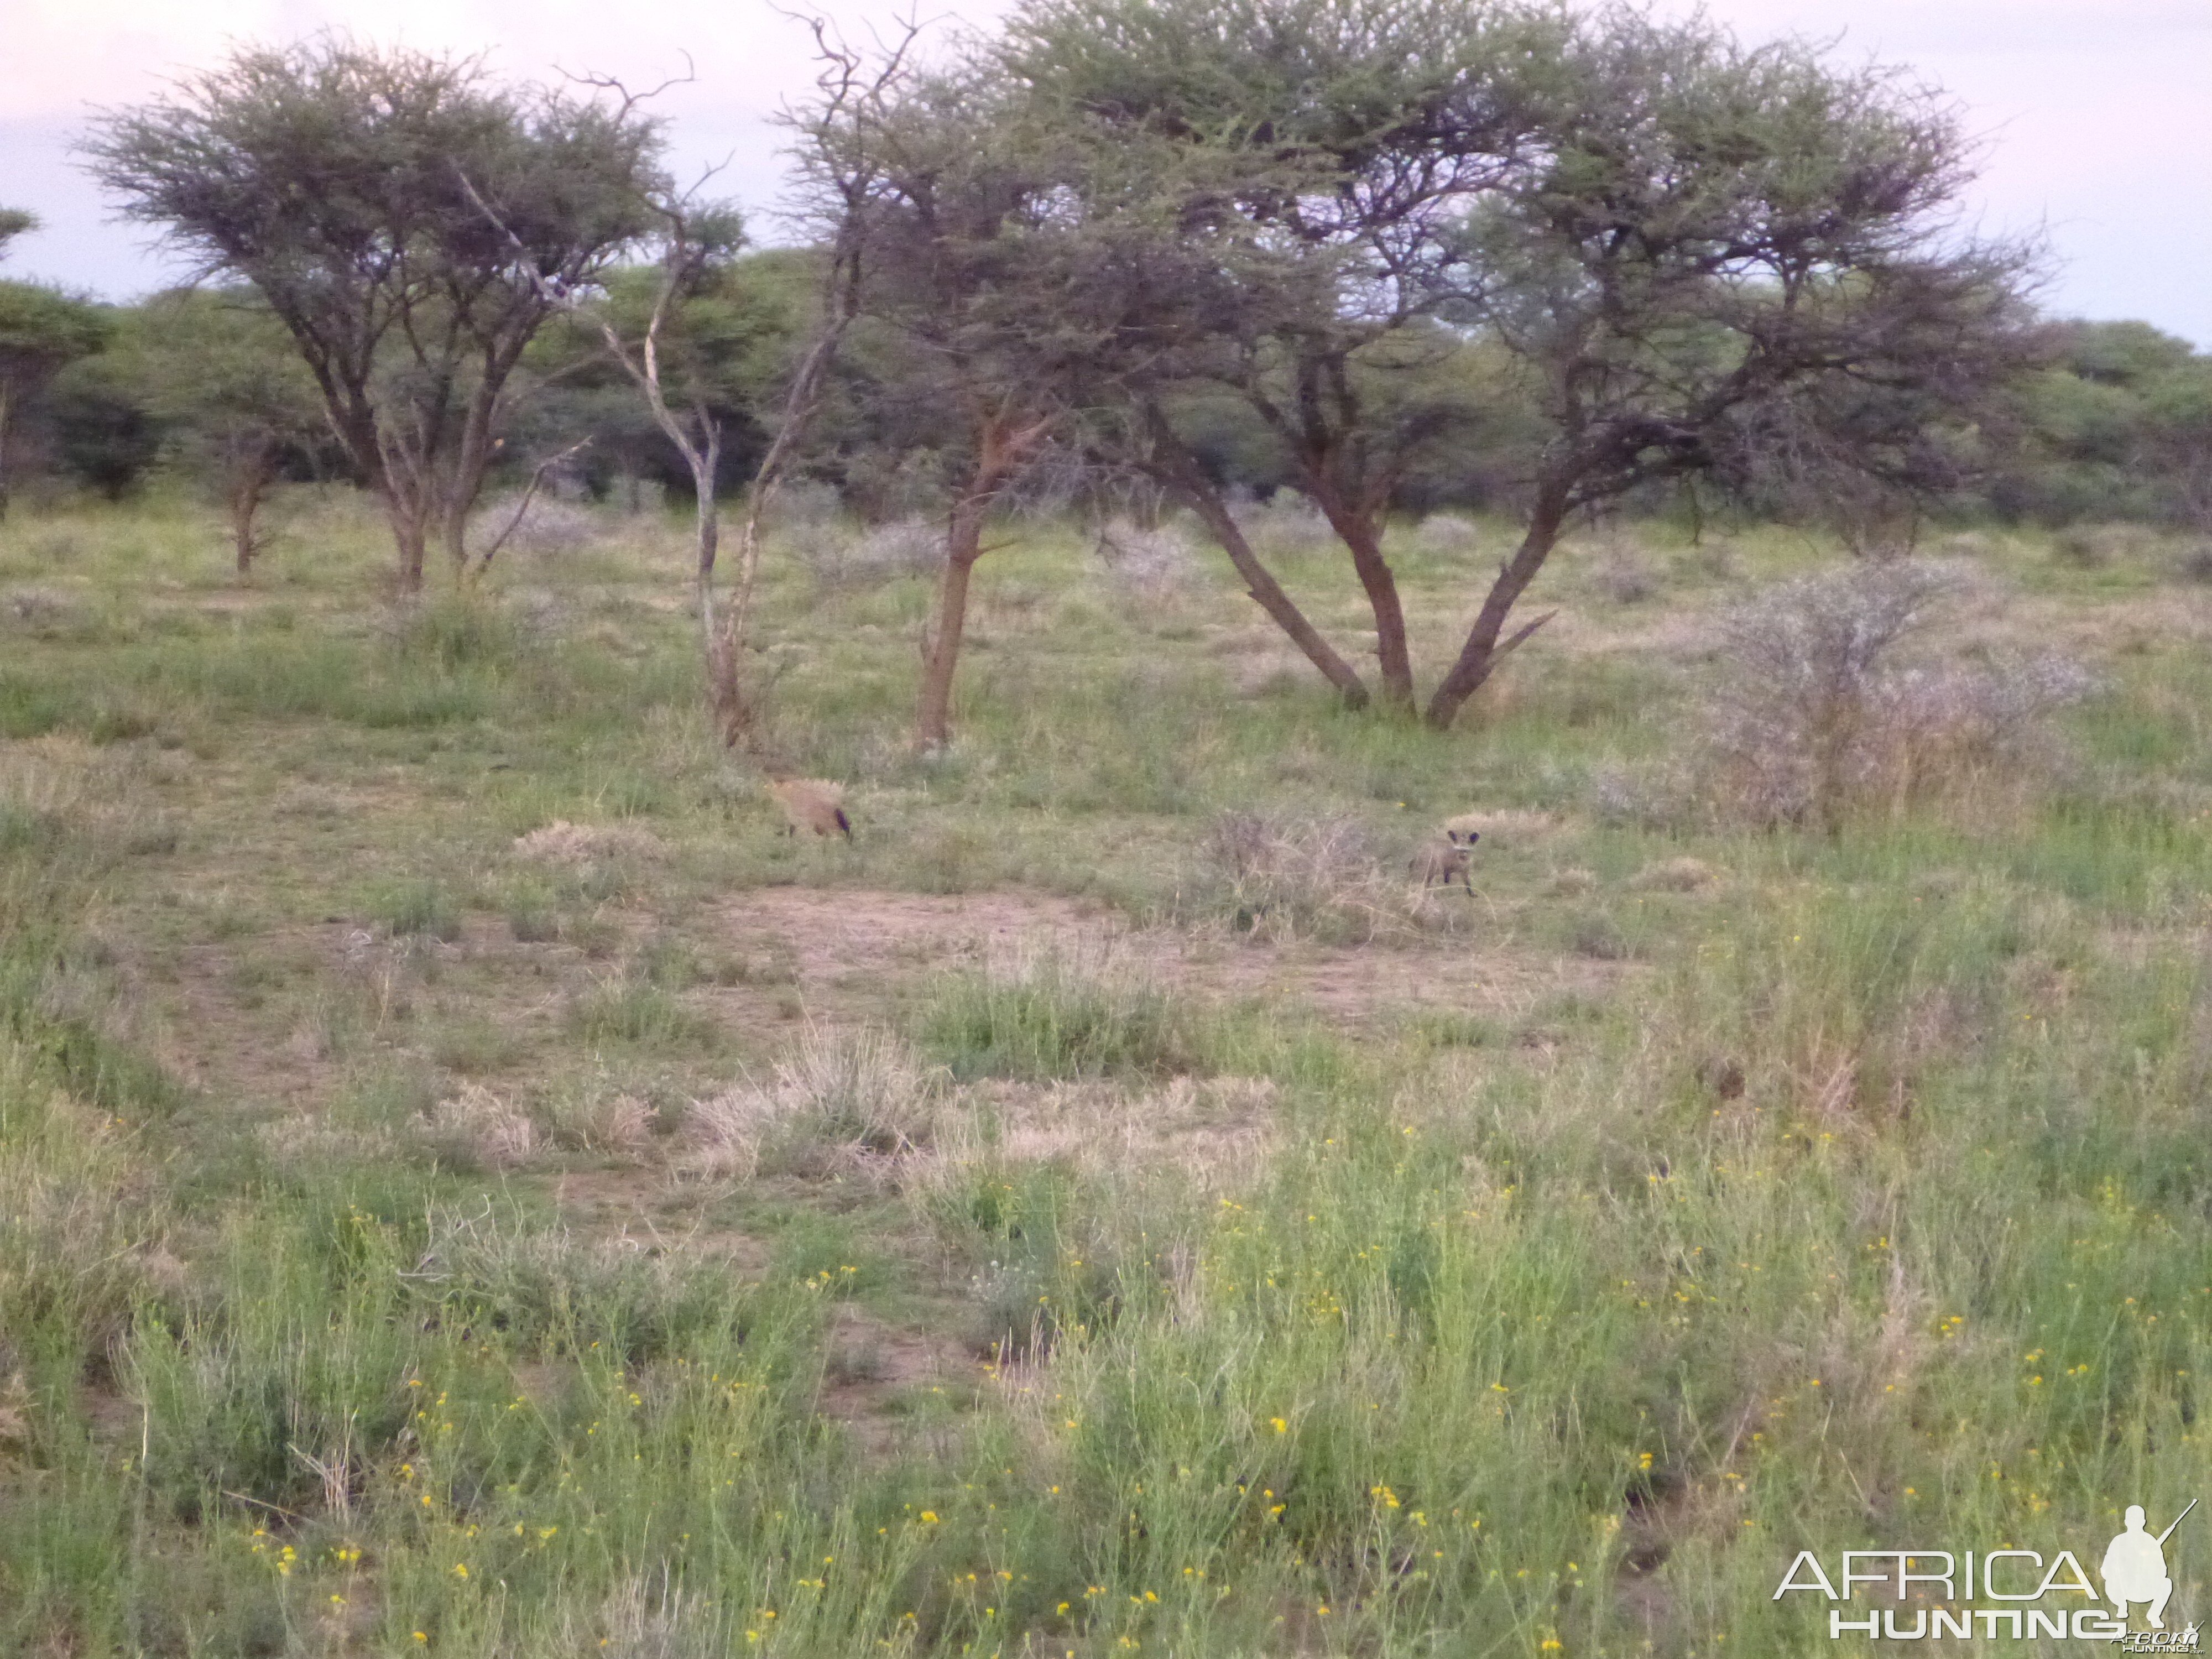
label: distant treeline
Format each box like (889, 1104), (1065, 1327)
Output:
(4, 258), (2206, 535)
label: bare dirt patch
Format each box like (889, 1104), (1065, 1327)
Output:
(717, 885), (1628, 1030)
(817, 1303), (982, 1458)
(542, 1167), (771, 1274)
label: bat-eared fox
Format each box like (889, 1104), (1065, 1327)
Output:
(1411, 817), (1481, 893)
(766, 778), (852, 841)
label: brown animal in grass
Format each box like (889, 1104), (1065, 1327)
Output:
(766, 778), (852, 841)
(1410, 817), (1481, 893)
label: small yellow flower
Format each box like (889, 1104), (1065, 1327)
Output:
(920, 1510), (939, 1524)
(1270, 1417), (1288, 1434)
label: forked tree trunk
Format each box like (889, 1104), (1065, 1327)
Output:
(1423, 486), (1571, 729)
(1141, 408), (1370, 709)
(439, 382), (505, 575)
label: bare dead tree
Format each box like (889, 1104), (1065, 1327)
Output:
(721, 14), (927, 744)
(463, 21), (916, 746)
(469, 435), (594, 575)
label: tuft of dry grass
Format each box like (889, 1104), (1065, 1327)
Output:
(512, 820), (665, 866)
(1200, 810), (1465, 943)
(549, 1083), (660, 1155)
(420, 1082), (538, 1167)
(923, 1073), (1279, 1198)
(684, 1024), (941, 1180)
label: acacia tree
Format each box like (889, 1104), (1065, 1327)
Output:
(808, 70), (1095, 750)
(1416, 10), (2035, 727)
(130, 288), (328, 571)
(85, 41), (662, 591)
(1001, 0), (1565, 712)
(1001, 0), (2033, 726)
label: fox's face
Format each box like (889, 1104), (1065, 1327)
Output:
(1447, 828), (1480, 849)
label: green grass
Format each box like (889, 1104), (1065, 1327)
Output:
(2, 490), (2210, 1654)
(918, 953), (1212, 1081)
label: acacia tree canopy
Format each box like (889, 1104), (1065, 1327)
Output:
(1418, 7), (2038, 725)
(84, 39), (665, 589)
(1002, 0), (1569, 712)
(992, 0), (2035, 726)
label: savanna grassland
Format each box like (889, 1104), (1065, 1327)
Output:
(3, 492), (2211, 1657)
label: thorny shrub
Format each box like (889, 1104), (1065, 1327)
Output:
(784, 514), (943, 589)
(1410, 513), (1480, 554)
(1094, 519), (1199, 596)
(1233, 495), (1336, 555)
(1705, 559), (2094, 830)
(1200, 810), (1468, 943)
(468, 493), (606, 559)
(685, 1025), (941, 1180)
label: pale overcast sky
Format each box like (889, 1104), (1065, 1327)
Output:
(2, 0), (2206, 343)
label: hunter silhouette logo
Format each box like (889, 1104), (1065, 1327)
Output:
(2104, 1502), (2193, 1629)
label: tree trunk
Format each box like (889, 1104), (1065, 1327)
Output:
(682, 437), (746, 744)
(378, 484), (430, 595)
(436, 447), (493, 575)
(1141, 410), (1369, 708)
(1310, 488), (1414, 712)
(229, 448), (277, 575)
(911, 411), (1052, 752)
(440, 382), (505, 575)
(0, 381), (12, 522)
(915, 494), (987, 751)
(437, 490), (471, 575)
(1423, 488), (1571, 729)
